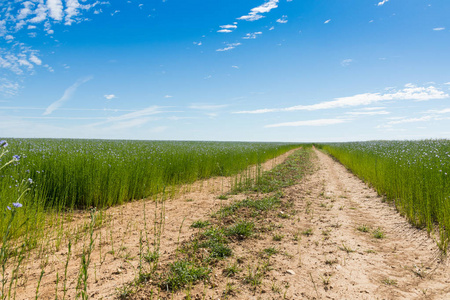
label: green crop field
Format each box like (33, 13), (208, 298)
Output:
(318, 140), (450, 251)
(0, 139), (300, 239)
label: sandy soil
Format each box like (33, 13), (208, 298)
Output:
(12, 149), (297, 300)
(9, 148), (450, 299)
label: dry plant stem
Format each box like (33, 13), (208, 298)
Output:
(309, 272), (320, 300)
(62, 240), (71, 300)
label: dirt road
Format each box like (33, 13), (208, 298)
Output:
(262, 149), (450, 299)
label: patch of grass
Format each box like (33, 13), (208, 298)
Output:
(116, 285), (135, 299)
(215, 196), (281, 218)
(223, 282), (237, 297)
(201, 227), (227, 244)
(373, 228), (385, 239)
(278, 211), (290, 219)
(199, 227), (232, 259)
(225, 221), (254, 240)
(357, 224), (371, 233)
(144, 250), (159, 263)
(231, 149), (313, 194)
(302, 228), (314, 237)
(339, 243), (355, 253)
(190, 220), (211, 229)
(218, 194), (229, 200)
(272, 233), (284, 241)
(381, 278), (397, 286)
(262, 247), (279, 257)
(223, 262), (240, 277)
(161, 260), (210, 291)
(244, 261), (271, 288)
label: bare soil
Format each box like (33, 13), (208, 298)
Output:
(11, 148), (450, 299)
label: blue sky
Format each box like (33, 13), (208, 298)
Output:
(1, 0), (450, 142)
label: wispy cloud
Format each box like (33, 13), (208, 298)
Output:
(377, 0), (389, 6)
(0, 45), (42, 75)
(189, 104), (228, 110)
(104, 94), (116, 100)
(276, 15), (288, 24)
(216, 43), (241, 52)
(426, 108), (450, 114)
(324, 19), (331, 24)
(235, 84), (449, 114)
(433, 27), (445, 31)
(387, 116), (434, 125)
(43, 76), (93, 115)
(346, 110), (390, 116)
(238, 0), (279, 21)
(0, 78), (20, 97)
(265, 118), (348, 128)
(243, 32), (262, 39)
(218, 24), (237, 33)
(341, 59), (353, 67)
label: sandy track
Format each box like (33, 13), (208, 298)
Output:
(261, 149), (450, 299)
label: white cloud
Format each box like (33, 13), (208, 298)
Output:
(377, 0), (389, 6)
(164, 95), (173, 98)
(216, 43), (241, 52)
(220, 24), (237, 29)
(43, 76), (93, 115)
(276, 15), (288, 23)
(0, 45), (42, 75)
(238, 0), (279, 21)
(217, 29), (232, 33)
(387, 116), (433, 125)
(104, 94), (116, 100)
(232, 65), (239, 69)
(324, 19), (331, 24)
(265, 118), (348, 128)
(426, 108), (450, 114)
(29, 54), (42, 65)
(341, 59), (353, 67)
(0, 78), (20, 97)
(105, 106), (163, 122)
(235, 84), (449, 114)
(47, 0), (64, 21)
(433, 27), (445, 31)
(243, 32), (262, 39)
(346, 110), (390, 116)
(189, 104), (228, 110)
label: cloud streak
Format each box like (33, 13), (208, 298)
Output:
(238, 0), (279, 21)
(43, 76), (93, 115)
(235, 84), (449, 114)
(265, 118), (348, 128)
(216, 43), (241, 52)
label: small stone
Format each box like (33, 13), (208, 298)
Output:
(286, 270), (295, 275)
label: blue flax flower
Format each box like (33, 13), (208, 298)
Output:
(0, 140), (7, 147)
(12, 202), (22, 208)
(13, 155), (20, 161)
